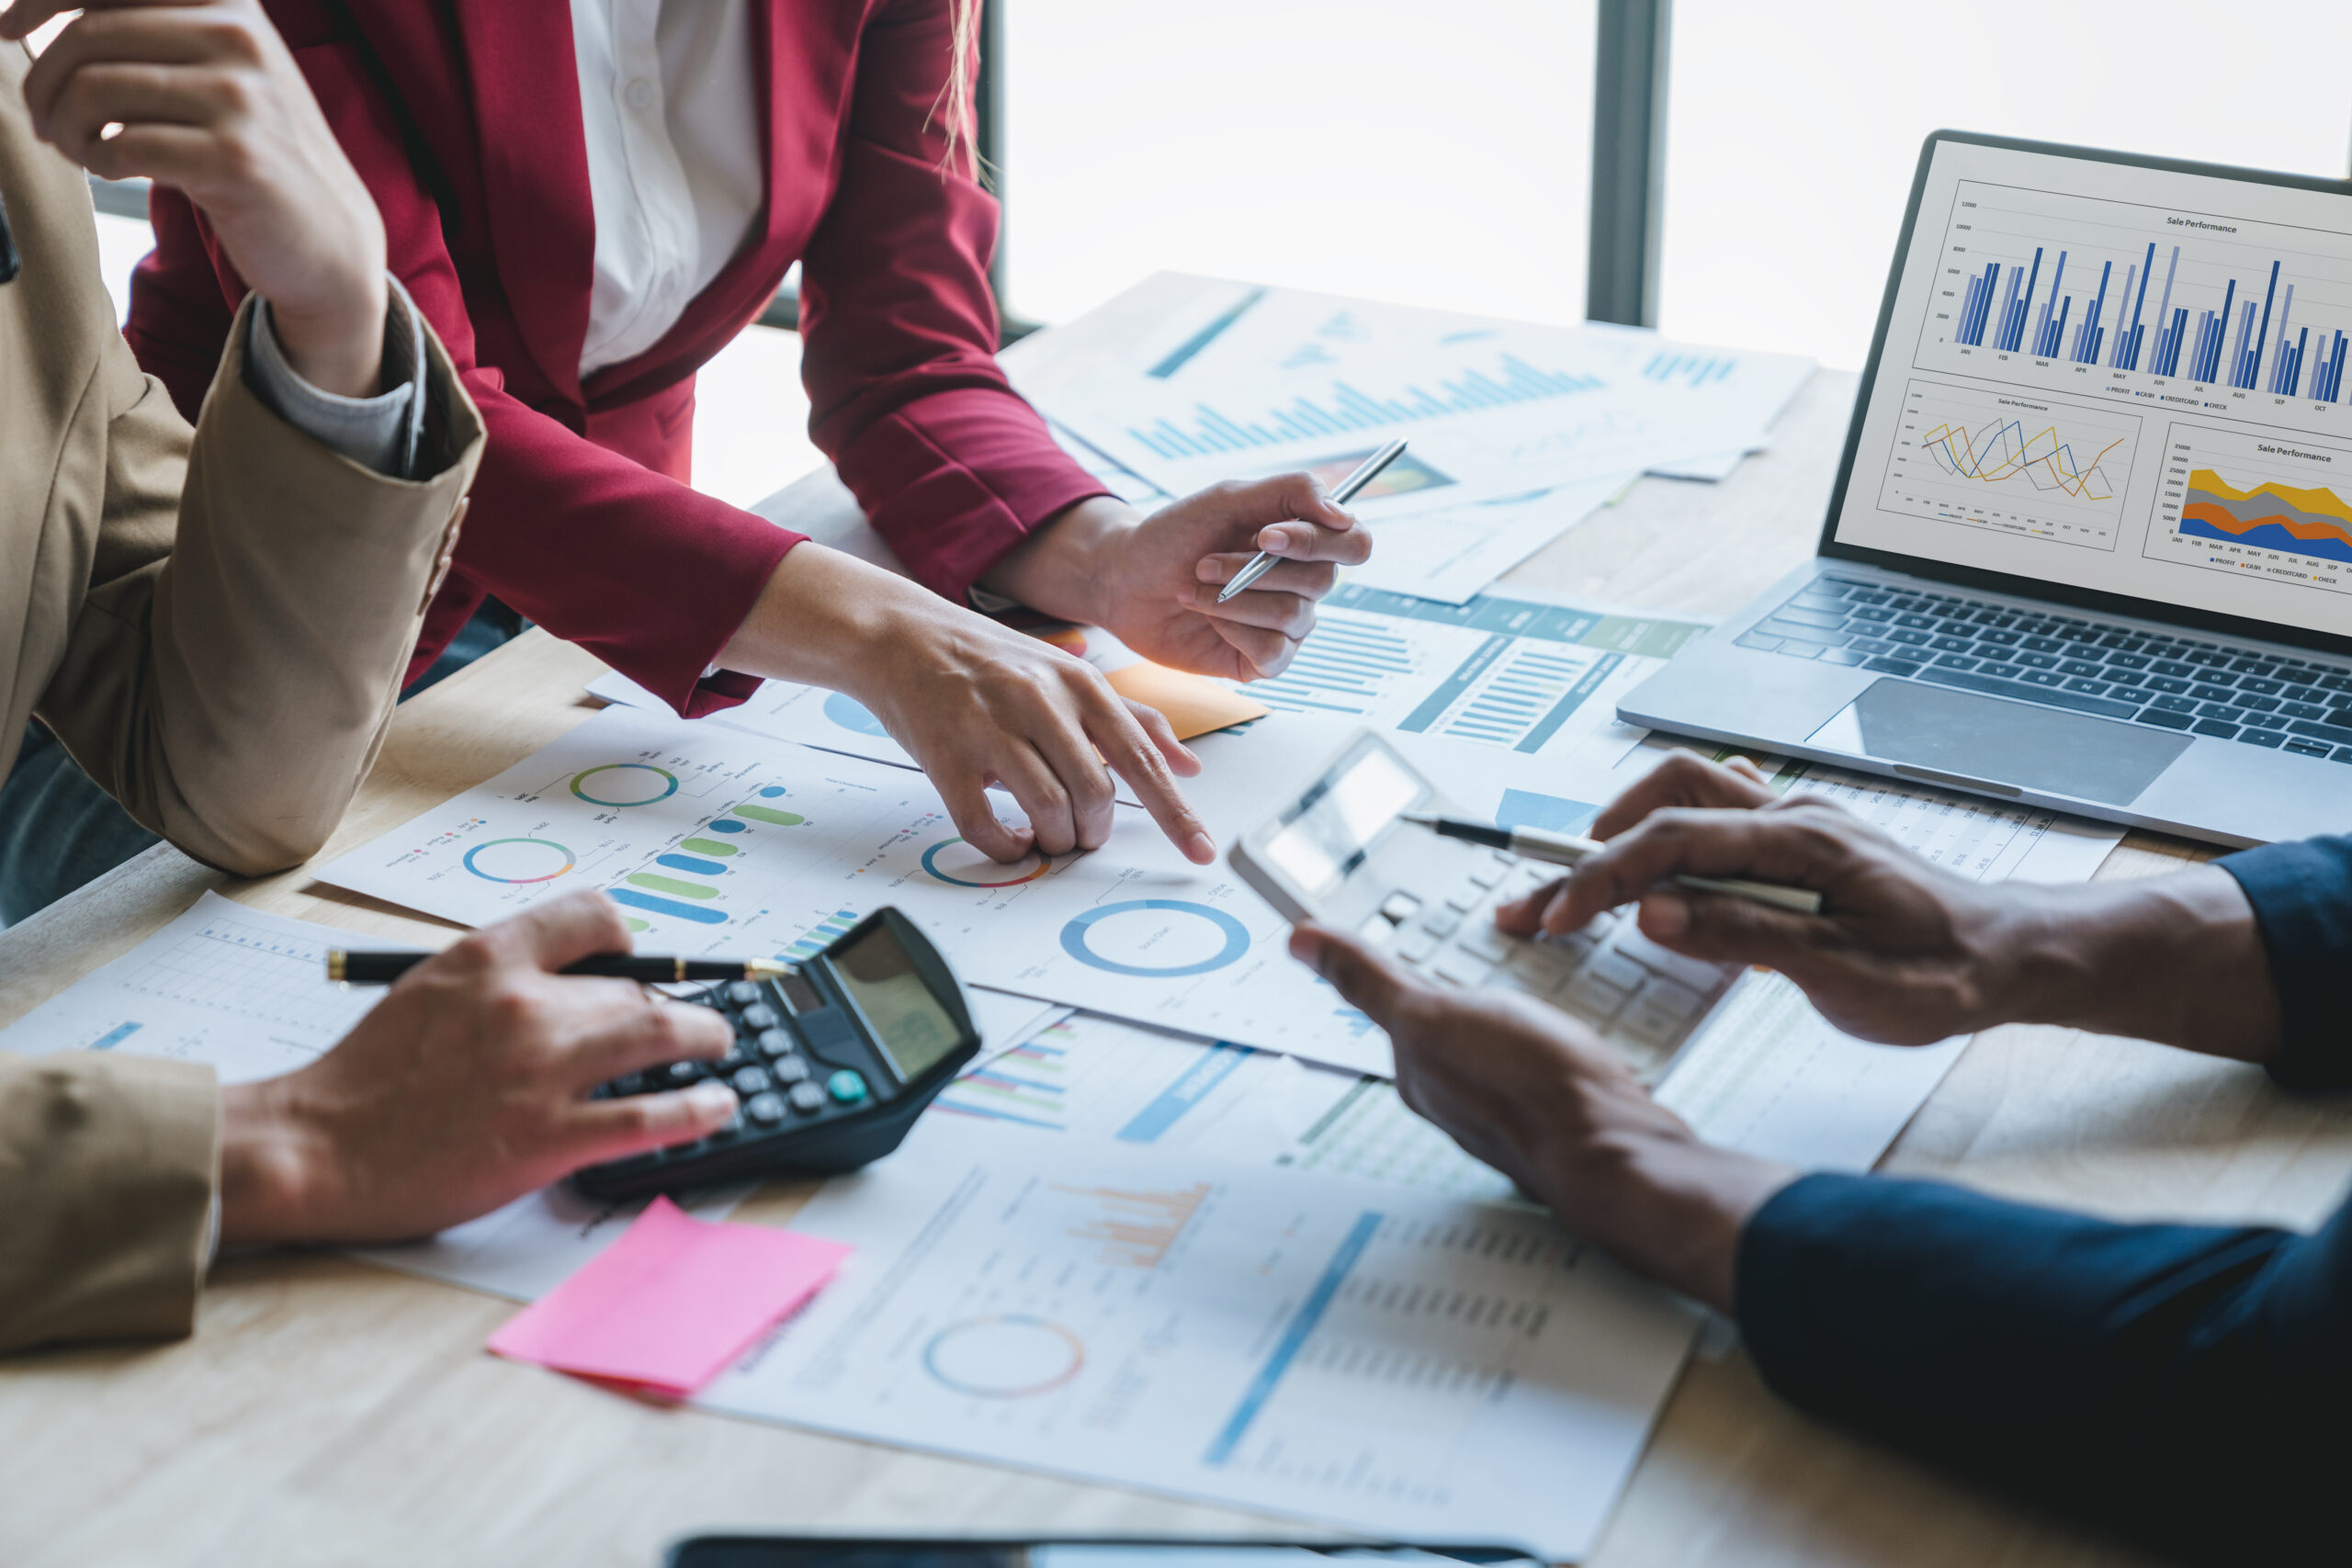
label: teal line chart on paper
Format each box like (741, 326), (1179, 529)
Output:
(316, 705), (1399, 1076)
(695, 1123), (1698, 1558)
(1230, 583), (1708, 759)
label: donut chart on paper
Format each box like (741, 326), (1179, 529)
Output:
(823, 692), (891, 738)
(921, 837), (1051, 888)
(570, 762), (680, 807)
(461, 838), (576, 884)
(1059, 899), (1250, 976)
(922, 1314), (1086, 1398)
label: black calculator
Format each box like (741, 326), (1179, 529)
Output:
(571, 908), (981, 1201)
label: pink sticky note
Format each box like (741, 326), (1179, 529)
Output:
(488, 1197), (850, 1397)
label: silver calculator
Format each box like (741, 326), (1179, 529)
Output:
(1230, 730), (1739, 1082)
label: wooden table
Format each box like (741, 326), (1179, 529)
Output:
(6, 284), (2349, 1568)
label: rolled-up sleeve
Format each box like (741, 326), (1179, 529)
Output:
(242, 274), (430, 479)
(0, 1052), (220, 1353)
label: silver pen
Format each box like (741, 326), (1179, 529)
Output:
(1216, 437), (1408, 604)
(1401, 811), (1826, 915)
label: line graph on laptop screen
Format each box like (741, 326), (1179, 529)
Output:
(1830, 137), (2352, 643)
(1880, 378), (2135, 548)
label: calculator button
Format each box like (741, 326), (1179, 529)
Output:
(740, 1002), (780, 1030)
(1443, 883), (1485, 913)
(769, 1054), (811, 1085)
(1432, 949), (1494, 987)
(826, 1069), (870, 1104)
(743, 1091), (786, 1125)
(757, 1027), (793, 1055)
(1559, 970), (1633, 1021)
(1505, 945), (1569, 992)
(1611, 927), (1728, 993)
(727, 981), (763, 1006)
(1393, 931), (1440, 964)
(1619, 988), (1690, 1046)
(1419, 908), (1461, 939)
(1503, 869), (1551, 903)
(787, 1081), (827, 1113)
(1586, 949), (1649, 994)
(1467, 859), (1507, 889)
(1378, 891), (1421, 924)
(1458, 924), (1512, 964)
(731, 1066), (774, 1096)
(663, 1060), (706, 1086)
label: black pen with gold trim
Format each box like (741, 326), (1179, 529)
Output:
(326, 951), (795, 985)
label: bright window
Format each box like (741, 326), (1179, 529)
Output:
(1001, 0), (1597, 326)
(1659, 1), (2352, 368)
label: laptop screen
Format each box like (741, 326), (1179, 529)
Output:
(1828, 134), (2352, 649)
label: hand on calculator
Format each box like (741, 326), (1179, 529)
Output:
(215, 892), (738, 1246)
(1498, 750), (2043, 1046)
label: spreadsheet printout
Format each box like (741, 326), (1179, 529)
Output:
(699, 1119), (1697, 1559)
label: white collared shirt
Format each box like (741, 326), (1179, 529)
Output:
(569, 0), (763, 378)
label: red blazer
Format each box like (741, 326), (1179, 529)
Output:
(124, 0), (1108, 716)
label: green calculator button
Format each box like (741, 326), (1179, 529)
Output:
(825, 1068), (869, 1104)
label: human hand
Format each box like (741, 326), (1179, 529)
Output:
(722, 545), (1214, 866)
(979, 478), (1370, 681)
(215, 892), (738, 1245)
(1497, 751), (2026, 1044)
(1291, 922), (1790, 1312)
(6, 0), (389, 394)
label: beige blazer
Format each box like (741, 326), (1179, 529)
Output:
(0, 43), (485, 1353)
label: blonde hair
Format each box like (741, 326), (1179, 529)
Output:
(934, 0), (989, 185)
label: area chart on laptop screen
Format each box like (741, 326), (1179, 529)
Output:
(1879, 378), (2136, 548)
(2143, 423), (2352, 595)
(1912, 180), (2352, 438)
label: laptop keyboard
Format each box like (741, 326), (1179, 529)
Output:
(1740, 574), (2352, 761)
(1371, 853), (1736, 1083)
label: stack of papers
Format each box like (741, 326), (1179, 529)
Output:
(1021, 278), (1815, 604)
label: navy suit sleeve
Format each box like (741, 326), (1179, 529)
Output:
(1739, 1175), (2352, 1563)
(2218, 833), (2352, 1089)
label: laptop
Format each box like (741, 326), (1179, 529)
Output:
(1621, 130), (2352, 847)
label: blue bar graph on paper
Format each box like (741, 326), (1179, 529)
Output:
(611, 888), (728, 925)
(1125, 351), (1606, 461)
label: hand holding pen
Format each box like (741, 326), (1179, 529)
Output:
(1216, 439), (1408, 603)
(1405, 814), (1824, 914)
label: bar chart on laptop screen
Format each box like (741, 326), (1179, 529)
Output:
(1913, 181), (2352, 427)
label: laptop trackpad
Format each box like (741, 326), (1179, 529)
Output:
(1805, 679), (2191, 805)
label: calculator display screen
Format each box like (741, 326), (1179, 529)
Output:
(1261, 743), (1421, 897)
(831, 924), (962, 1081)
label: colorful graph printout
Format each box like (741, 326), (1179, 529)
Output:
(318, 706), (1398, 1074)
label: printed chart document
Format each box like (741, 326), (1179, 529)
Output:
(1032, 279), (1810, 522)
(1049, 416), (1641, 605)
(317, 706), (1394, 1074)
(698, 1121), (1698, 1559)
(1230, 583), (1711, 773)
(944, 1011), (1521, 1201)
(0, 894), (740, 1302)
